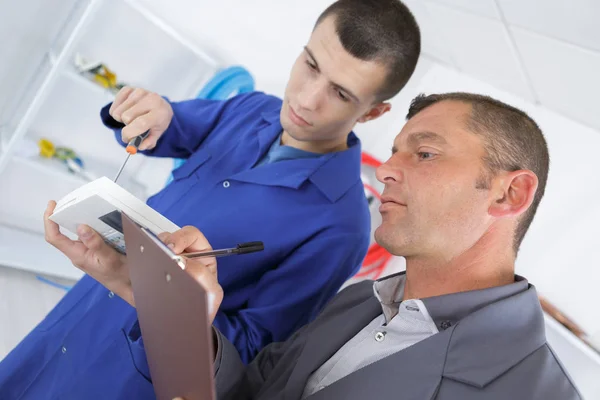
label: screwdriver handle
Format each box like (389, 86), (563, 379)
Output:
(125, 130), (150, 155)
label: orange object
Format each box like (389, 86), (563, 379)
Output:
(126, 145), (138, 155)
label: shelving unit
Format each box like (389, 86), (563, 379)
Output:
(0, 0), (221, 280)
(48, 52), (116, 100)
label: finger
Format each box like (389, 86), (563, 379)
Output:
(137, 134), (158, 151)
(76, 225), (120, 262)
(157, 232), (175, 252)
(44, 199), (56, 220)
(121, 111), (152, 143)
(167, 226), (212, 254)
(109, 86), (136, 121)
(157, 232), (171, 243)
(111, 87), (147, 123)
(43, 201), (60, 241)
(44, 201), (68, 246)
(203, 258), (218, 276)
(184, 259), (222, 322)
(182, 252), (217, 272)
(185, 258), (218, 287)
(120, 100), (154, 126)
(44, 201), (86, 262)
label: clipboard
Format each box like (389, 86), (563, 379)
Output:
(122, 213), (216, 400)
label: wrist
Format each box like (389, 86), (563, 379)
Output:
(111, 278), (135, 307)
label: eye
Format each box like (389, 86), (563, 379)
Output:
(417, 151), (435, 160)
(337, 90), (349, 102)
(306, 60), (317, 71)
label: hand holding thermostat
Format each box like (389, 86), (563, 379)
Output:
(43, 200), (133, 304)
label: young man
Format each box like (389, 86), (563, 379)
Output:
(150, 93), (580, 399)
(0, 1), (421, 399)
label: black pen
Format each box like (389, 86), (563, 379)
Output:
(180, 241), (264, 259)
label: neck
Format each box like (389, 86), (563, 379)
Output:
(402, 231), (516, 300)
(281, 130), (349, 154)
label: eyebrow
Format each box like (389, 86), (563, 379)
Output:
(303, 46), (360, 103)
(392, 131), (448, 154)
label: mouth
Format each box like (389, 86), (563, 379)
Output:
(379, 196), (407, 212)
(288, 105), (311, 127)
(380, 196), (406, 206)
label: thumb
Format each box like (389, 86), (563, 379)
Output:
(137, 135), (158, 151)
(76, 224), (97, 243)
(76, 225), (116, 259)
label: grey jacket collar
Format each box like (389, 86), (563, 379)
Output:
(286, 274), (546, 399)
(373, 272), (530, 331)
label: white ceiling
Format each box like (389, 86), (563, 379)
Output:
(402, 0), (600, 131)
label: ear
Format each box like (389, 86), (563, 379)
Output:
(489, 170), (538, 219)
(358, 102), (391, 123)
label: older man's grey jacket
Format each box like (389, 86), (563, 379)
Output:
(214, 276), (581, 399)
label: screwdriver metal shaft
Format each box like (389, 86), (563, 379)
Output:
(113, 153), (131, 183)
(113, 130), (150, 184)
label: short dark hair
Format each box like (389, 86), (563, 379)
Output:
(407, 93), (550, 253)
(316, 0), (421, 101)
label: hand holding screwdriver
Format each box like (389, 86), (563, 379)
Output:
(109, 86), (174, 151)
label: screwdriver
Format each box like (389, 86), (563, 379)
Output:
(113, 130), (150, 183)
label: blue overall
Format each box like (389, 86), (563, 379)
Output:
(0, 92), (370, 399)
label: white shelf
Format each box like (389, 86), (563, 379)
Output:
(0, 0), (102, 176)
(70, 0), (218, 101)
(0, 0), (219, 281)
(0, 156), (88, 235)
(49, 51), (115, 101)
(0, 224), (84, 281)
(0, 153), (148, 235)
(15, 153), (90, 185)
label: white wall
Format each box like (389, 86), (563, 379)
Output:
(136, 0), (334, 97)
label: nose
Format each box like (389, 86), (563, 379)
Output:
(296, 80), (323, 112)
(376, 156), (403, 185)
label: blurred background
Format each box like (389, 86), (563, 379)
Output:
(1, 0), (599, 398)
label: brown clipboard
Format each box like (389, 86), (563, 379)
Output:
(122, 213), (216, 400)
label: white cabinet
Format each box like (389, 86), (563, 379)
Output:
(0, 0), (220, 279)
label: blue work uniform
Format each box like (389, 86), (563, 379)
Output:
(0, 92), (370, 399)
